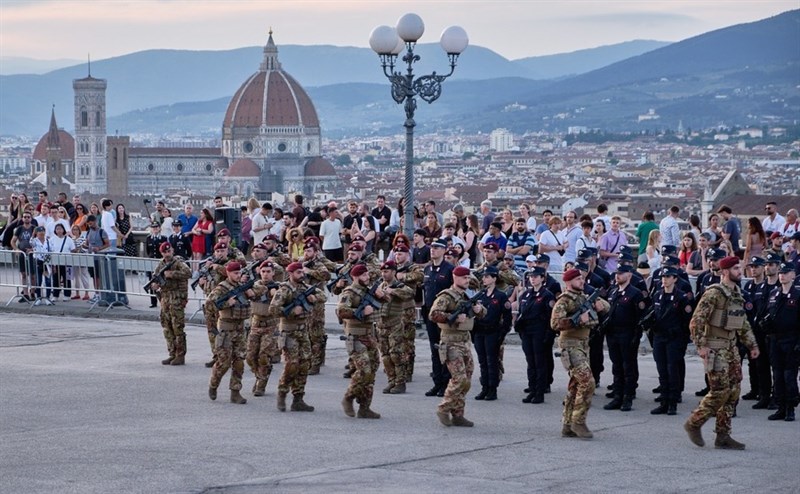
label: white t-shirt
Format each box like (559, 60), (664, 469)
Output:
(561, 224), (582, 264)
(101, 210), (117, 242)
(251, 212), (272, 245)
(762, 214), (785, 234)
(538, 228), (566, 272)
(319, 218), (343, 250)
(526, 216), (537, 233)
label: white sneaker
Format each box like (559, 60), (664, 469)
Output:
(34, 299), (42, 306)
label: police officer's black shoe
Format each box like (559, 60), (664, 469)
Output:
(667, 402), (678, 415)
(523, 387), (531, 393)
(652, 386), (663, 394)
(605, 391), (615, 399)
(767, 398), (779, 410)
(752, 398), (770, 409)
(474, 387), (488, 400)
(604, 397), (623, 410)
(695, 387), (709, 397)
(531, 394), (544, 404)
(522, 392), (535, 403)
(437, 387), (445, 397)
(654, 395), (664, 403)
(785, 408), (795, 422)
(650, 402), (669, 415)
(741, 390), (758, 401)
(768, 407), (786, 421)
(484, 387), (498, 401)
(425, 385), (441, 397)
(620, 396), (633, 412)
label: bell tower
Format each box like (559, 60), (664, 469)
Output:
(73, 58), (108, 194)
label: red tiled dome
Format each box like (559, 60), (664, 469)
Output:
(32, 130), (74, 161)
(226, 158), (260, 177)
(304, 157), (335, 177)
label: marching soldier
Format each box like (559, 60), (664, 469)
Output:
(337, 264), (383, 418)
(246, 261), (281, 397)
(376, 260), (415, 394)
(302, 240), (335, 374)
(514, 267), (556, 404)
(423, 239), (455, 397)
(649, 266), (693, 415)
(150, 242), (192, 365)
(429, 266), (486, 427)
(475, 242), (519, 293)
(145, 222), (168, 308)
(684, 256), (759, 450)
(550, 268), (610, 439)
(199, 242), (232, 368)
(269, 262), (325, 412)
(262, 234), (291, 281)
(207, 262), (256, 405)
(693, 247), (726, 397)
(395, 244), (424, 383)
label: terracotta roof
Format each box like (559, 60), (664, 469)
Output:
(226, 158), (261, 177)
(304, 157), (335, 177)
(32, 129), (74, 161)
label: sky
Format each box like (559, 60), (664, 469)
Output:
(1, 0), (796, 61)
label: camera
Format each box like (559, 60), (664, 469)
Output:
(143, 198), (151, 204)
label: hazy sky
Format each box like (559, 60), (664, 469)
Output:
(1, 0), (796, 61)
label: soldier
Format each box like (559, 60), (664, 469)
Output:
(472, 266), (512, 401)
(207, 262), (256, 405)
(302, 240), (335, 374)
(514, 267), (556, 404)
(763, 262), (799, 422)
(603, 264), (648, 412)
(423, 239), (455, 397)
(551, 268), (610, 439)
(430, 266), (486, 427)
(475, 242), (519, 293)
(741, 256), (766, 401)
(262, 234), (291, 281)
(246, 261), (281, 396)
(684, 256), (760, 450)
(693, 247), (727, 397)
(751, 252), (782, 409)
(150, 242), (192, 365)
(375, 260), (415, 394)
(198, 242), (232, 368)
(394, 244), (423, 383)
(145, 222), (168, 308)
(215, 228), (247, 265)
(649, 266), (693, 415)
(337, 264), (382, 419)
(168, 219), (192, 260)
(269, 262), (325, 412)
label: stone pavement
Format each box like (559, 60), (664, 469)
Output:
(0, 311), (796, 494)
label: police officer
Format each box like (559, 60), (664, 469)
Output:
(604, 264), (648, 412)
(741, 256), (766, 401)
(695, 248), (726, 299)
(649, 266), (693, 415)
(533, 253), (562, 394)
(763, 262), (799, 422)
(423, 238), (455, 397)
(168, 220), (192, 260)
(515, 267), (556, 404)
(751, 252), (782, 409)
(472, 266), (512, 401)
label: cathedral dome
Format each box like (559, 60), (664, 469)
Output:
(304, 157), (335, 177)
(33, 109), (74, 161)
(226, 157), (260, 177)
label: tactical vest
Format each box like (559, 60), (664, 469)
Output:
(557, 291), (592, 340)
(437, 288), (474, 341)
(342, 284), (377, 336)
(705, 284), (746, 349)
(217, 280), (252, 323)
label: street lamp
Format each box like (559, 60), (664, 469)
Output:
(370, 13), (468, 239)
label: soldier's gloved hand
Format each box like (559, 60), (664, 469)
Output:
(307, 294), (317, 303)
(293, 306), (304, 316)
(363, 305), (374, 316)
(337, 279), (346, 287)
(580, 311), (590, 324)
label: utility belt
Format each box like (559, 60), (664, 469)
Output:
(218, 319), (243, 332)
(279, 321), (306, 333)
(251, 317), (277, 329)
(344, 320), (374, 336)
(439, 330), (470, 344)
(251, 301), (270, 317)
(219, 305), (251, 320)
(437, 317), (474, 333)
(558, 336), (589, 350)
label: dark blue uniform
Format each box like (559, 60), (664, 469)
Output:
(423, 261), (454, 390)
(742, 278), (762, 399)
(752, 279), (779, 406)
(542, 273), (562, 388)
(515, 286), (555, 402)
(605, 283), (647, 408)
(695, 270), (721, 299)
(169, 232), (192, 260)
(650, 288), (692, 407)
(473, 287), (512, 394)
(764, 285), (800, 418)
(145, 233), (167, 307)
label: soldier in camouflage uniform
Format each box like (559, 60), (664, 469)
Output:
(151, 242), (192, 365)
(394, 245), (423, 383)
(684, 256), (760, 450)
(262, 234), (291, 282)
(269, 262), (326, 412)
(430, 266), (486, 427)
(473, 243), (519, 293)
(302, 241), (336, 374)
(375, 260), (415, 394)
(550, 268), (610, 439)
(207, 261), (256, 405)
(246, 261), (281, 396)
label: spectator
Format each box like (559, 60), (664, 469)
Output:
(53, 207), (71, 238)
(761, 201), (785, 236)
(191, 208), (214, 266)
(561, 210), (581, 264)
(371, 194), (392, 241)
(595, 203), (611, 232)
(239, 205), (252, 256)
(425, 200), (444, 227)
(359, 206), (378, 253)
(575, 219), (597, 256)
(178, 203), (197, 235)
(56, 192), (76, 224)
(50, 223), (75, 301)
(115, 203), (136, 256)
(507, 217), (536, 273)
(160, 208), (173, 232)
(422, 212), (442, 244)
(500, 208), (514, 238)
(319, 206), (343, 262)
(480, 200), (495, 235)
(717, 205), (742, 257)
(451, 203), (468, 234)
(34, 202), (53, 235)
(645, 229), (662, 271)
(659, 205), (681, 248)
(411, 229), (430, 265)
(11, 211), (36, 301)
(688, 214), (703, 241)
(389, 197), (404, 234)
(480, 221), (508, 254)
(461, 214), (481, 268)
(302, 206), (324, 238)
(687, 232), (711, 276)
(270, 207), (286, 240)
(599, 216), (625, 272)
(636, 211), (658, 261)
(538, 216), (568, 272)
(743, 216), (767, 262)
(287, 227), (305, 261)
(780, 208), (799, 254)
(704, 213), (722, 246)
(251, 202), (274, 246)
(518, 202), (536, 233)
(292, 194), (307, 224)
(73, 203), (88, 231)
(100, 199), (119, 249)
(535, 210), (553, 239)
(30, 226), (52, 303)
(69, 224), (91, 300)
(35, 190), (48, 213)
(678, 231), (698, 269)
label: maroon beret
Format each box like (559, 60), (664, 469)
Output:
(562, 268), (582, 282)
(353, 234), (366, 242)
(214, 242), (227, 251)
(394, 245), (409, 253)
(483, 242), (499, 252)
(217, 228), (231, 237)
(348, 244), (363, 252)
(719, 256), (739, 270)
(380, 260), (397, 270)
(453, 266), (471, 277)
(286, 262), (304, 273)
(252, 242), (267, 251)
(259, 261), (274, 270)
(265, 234), (279, 242)
(225, 261), (241, 272)
(159, 241), (172, 253)
(351, 264), (368, 277)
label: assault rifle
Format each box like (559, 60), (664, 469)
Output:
(281, 285), (317, 316)
(257, 281), (280, 303)
(191, 257), (222, 291)
(326, 267), (352, 292)
(144, 258), (177, 294)
(354, 280), (383, 321)
(447, 289), (486, 325)
(214, 278), (256, 310)
(569, 289), (600, 327)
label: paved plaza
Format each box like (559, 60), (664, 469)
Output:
(0, 309), (796, 494)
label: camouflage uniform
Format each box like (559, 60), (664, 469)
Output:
(551, 289), (610, 430)
(397, 262), (424, 381)
(208, 279), (253, 392)
(264, 248), (291, 282)
(337, 282), (381, 409)
(305, 255), (336, 372)
(155, 256), (192, 363)
(686, 283), (757, 437)
(246, 279), (281, 395)
(377, 279), (415, 390)
(269, 279), (326, 401)
(202, 248), (246, 362)
(430, 287), (479, 421)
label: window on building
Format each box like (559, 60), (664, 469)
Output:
(81, 109), (88, 128)
(95, 111), (101, 128)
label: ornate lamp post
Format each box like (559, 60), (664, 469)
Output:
(370, 13), (468, 239)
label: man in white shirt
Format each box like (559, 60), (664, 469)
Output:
(319, 206), (343, 262)
(659, 205), (681, 248)
(561, 210), (582, 264)
(762, 201), (785, 236)
(780, 208), (798, 254)
(269, 207), (286, 240)
(100, 199), (118, 247)
(251, 203), (273, 245)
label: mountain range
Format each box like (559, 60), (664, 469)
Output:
(2, 10), (798, 139)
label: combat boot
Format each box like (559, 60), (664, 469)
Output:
(785, 407), (795, 422)
(752, 397), (770, 409)
(474, 387), (488, 400)
(484, 387), (498, 401)
(291, 394), (314, 412)
(357, 405), (381, 419)
(620, 395), (633, 412)
(230, 390), (247, 405)
(277, 391), (287, 412)
(741, 390), (758, 400)
(307, 367), (320, 376)
(437, 410), (452, 426)
(253, 380), (266, 397)
(170, 335), (186, 365)
(208, 387), (217, 401)
(522, 392), (535, 403)
(714, 434), (745, 450)
(389, 383), (406, 394)
(343, 369), (352, 379)
(604, 396), (623, 410)
(570, 423), (593, 439)
(382, 384), (394, 394)
(169, 355), (185, 365)
(667, 401), (678, 416)
(561, 424), (578, 438)
(650, 401), (669, 415)
(683, 421), (705, 447)
(767, 407), (786, 421)
(531, 394), (544, 404)
(342, 396), (355, 417)
(204, 359), (215, 368)
(161, 356), (174, 365)
(451, 415), (474, 427)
